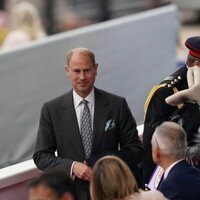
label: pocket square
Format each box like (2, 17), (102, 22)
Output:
(105, 119), (116, 131)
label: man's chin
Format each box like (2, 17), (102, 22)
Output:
(76, 87), (92, 97)
(77, 86), (89, 91)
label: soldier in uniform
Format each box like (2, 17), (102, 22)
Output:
(166, 65), (200, 168)
(143, 36), (200, 184)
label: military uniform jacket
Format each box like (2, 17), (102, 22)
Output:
(142, 65), (188, 183)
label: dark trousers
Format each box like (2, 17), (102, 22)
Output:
(75, 179), (90, 200)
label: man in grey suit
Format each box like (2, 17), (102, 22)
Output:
(33, 48), (144, 200)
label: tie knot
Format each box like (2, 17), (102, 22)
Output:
(81, 99), (88, 105)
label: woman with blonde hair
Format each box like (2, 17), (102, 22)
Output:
(90, 156), (165, 200)
(2, 1), (46, 50)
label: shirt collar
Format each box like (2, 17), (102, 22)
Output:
(73, 88), (95, 108)
(164, 159), (184, 179)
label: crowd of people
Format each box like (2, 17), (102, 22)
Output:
(1, 1), (46, 50)
(0, 0), (168, 50)
(0, 0), (96, 50)
(0, 1), (199, 200)
(30, 35), (200, 200)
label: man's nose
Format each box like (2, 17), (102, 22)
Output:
(79, 71), (86, 80)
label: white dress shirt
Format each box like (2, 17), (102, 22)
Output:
(70, 88), (95, 177)
(73, 88), (95, 131)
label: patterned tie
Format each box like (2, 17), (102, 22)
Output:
(80, 99), (93, 159)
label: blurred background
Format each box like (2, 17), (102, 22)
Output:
(0, 0), (170, 36)
(0, 0), (200, 62)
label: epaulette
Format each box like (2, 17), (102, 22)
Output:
(144, 75), (184, 118)
(162, 76), (184, 109)
(144, 83), (166, 116)
(161, 75), (183, 87)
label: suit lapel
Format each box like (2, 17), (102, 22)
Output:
(60, 90), (85, 159)
(92, 88), (109, 154)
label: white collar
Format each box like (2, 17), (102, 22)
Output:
(164, 159), (184, 179)
(73, 88), (95, 108)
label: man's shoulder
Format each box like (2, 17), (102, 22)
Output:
(153, 85), (174, 98)
(167, 161), (199, 181)
(163, 166), (200, 193)
(161, 161), (200, 198)
(96, 88), (125, 101)
(44, 91), (72, 107)
(160, 66), (188, 90)
(147, 66), (188, 101)
(144, 83), (174, 113)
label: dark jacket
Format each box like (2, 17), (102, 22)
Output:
(159, 160), (200, 200)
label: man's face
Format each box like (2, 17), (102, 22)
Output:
(29, 185), (57, 200)
(65, 52), (98, 98)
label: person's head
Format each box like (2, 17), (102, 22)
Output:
(12, 1), (45, 40)
(65, 47), (98, 98)
(90, 155), (139, 200)
(166, 37), (200, 106)
(185, 36), (200, 67)
(151, 122), (187, 168)
(29, 169), (76, 200)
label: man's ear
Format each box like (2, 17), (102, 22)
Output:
(94, 63), (98, 75)
(64, 65), (68, 73)
(194, 61), (200, 67)
(64, 65), (70, 78)
(155, 147), (161, 159)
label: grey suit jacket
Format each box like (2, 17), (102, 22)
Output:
(33, 88), (144, 198)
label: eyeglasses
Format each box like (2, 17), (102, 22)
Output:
(153, 135), (160, 149)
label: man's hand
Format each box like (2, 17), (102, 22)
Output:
(187, 65), (200, 88)
(166, 66), (200, 105)
(72, 162), (92, 181)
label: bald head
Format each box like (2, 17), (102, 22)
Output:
(67, 47), (96, 66)
(152, 122), (187, 160)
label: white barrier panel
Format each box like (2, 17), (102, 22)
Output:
(0, 5), (178, 168)
(0, 160), (40, 189)
(0, 160), (40, 200)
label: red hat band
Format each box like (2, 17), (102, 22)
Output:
(189, 49), (200, 59)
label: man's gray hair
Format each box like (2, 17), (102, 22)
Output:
(154, 121), (187, 159)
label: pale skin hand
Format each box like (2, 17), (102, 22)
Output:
(187, 65), (200, 88)
(166, 65), (200, 105)
(72, 162), (92, 181)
